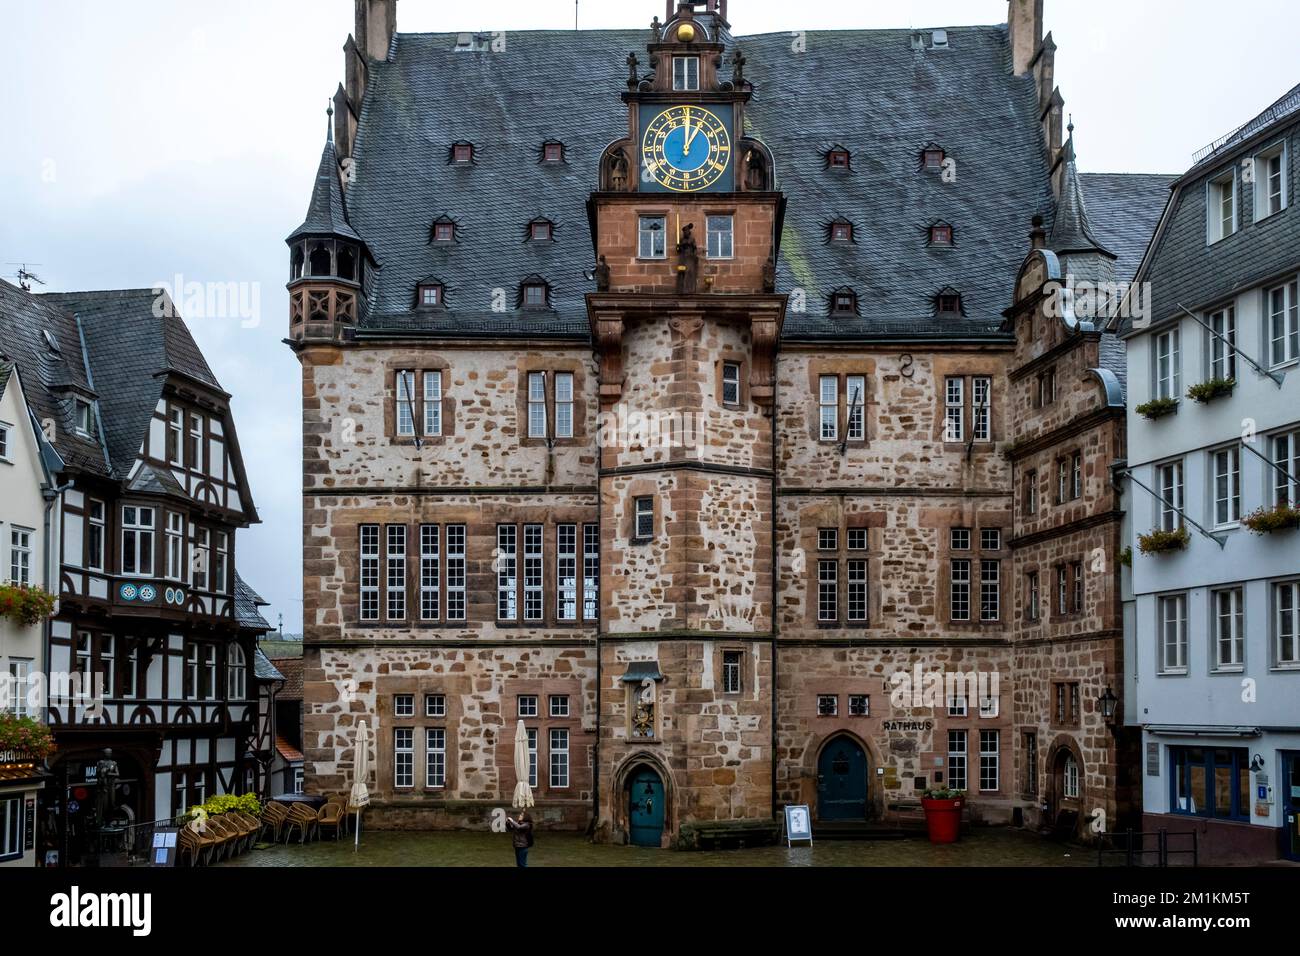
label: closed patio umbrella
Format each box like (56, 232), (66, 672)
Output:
(512, 719), (534, 809)
(348, 719), (371, 848)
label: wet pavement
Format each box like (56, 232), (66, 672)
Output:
(224, 827), (1093, 867)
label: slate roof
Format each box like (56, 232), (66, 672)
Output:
(253, 648), (285, 683)
(325, 25), (1059, 342)
(1078, 172), (1176, 285)
(273, 657), (304, 701)
(0, 362), (11, 402)
(1188, 82), (1300, 174)
(40, 289), (222, 478)
(235, 571), (273, 633)
(289, 126), (363, 244)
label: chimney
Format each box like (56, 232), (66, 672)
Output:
(1008, 0), (1043, 75)
(356, 0), (397, 63)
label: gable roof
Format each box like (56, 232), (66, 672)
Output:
(0, 280), (109, 477)
(288, 124), (363, 244)
(235, 571), (273, 633)
(325, 24), (1058, 343)
(1078, 172), (1177, 285)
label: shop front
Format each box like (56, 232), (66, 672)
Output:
(46, 741), (156, 867)
(0, 752), (46, 868)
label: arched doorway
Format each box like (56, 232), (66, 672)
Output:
(627, 766), (665, 847)
(1047, 740), (1083, 837)
(817, 735), (868, 820)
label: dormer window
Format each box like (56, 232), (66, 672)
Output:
(827, 148), (851, 170)
(450, 142), (474, 164)
(929, 223), (953, 246)
(416, 283), (445, 309)
(672, 56), (700, 91)
(529, 218), (554, 242)
(520, 277), (550, 310)
(75, 399), (93, 437)
(831, 288), (859, 316)
(541, 141), (565, 163)
(431, 217), (456, 243)
(829, 219), (854, 243)
(923, 147), (946, 169)
(936, 290), (963, 316)
(1207, 169), (1237, 243)
(42, 329), (61, 354)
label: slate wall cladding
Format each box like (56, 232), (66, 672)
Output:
(1143, 122), (1299, 328)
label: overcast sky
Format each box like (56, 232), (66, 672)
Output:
(2, 1), (1296, 632)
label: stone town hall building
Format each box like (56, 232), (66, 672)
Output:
(287, 0), (1172, 846)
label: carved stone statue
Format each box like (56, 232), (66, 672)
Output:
(745, 149), (767, 191)
(762, 251), (776, 293)
(732, 47), (746, 88)
(676, 223), (699, 294)
(626, 52), (639, 89)
(594, 255), (611, 292)
(94, 748), (120, 826)
(651, 16), (662, 42)
(609, 149), (629, 191)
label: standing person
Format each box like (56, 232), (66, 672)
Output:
(505, 810), (534, 867)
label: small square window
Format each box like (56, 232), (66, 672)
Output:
(830, 222), (853, 242)
(433, 222), (455, 242)
(818, 528), (838, 551)
(523, 283), (548, 308)
(848, 694), (869, 716)
(634, 497), (654, 541)
(950, 528), (971, 551)
(980, 529), (1001, 551)
(425, 694), (446, 718)
(394, 694), (415, 718)
(530, 220), (553, 241)
(452, 143), (474, 163)
(722, 362), (741, 406)
(923, 148), (945, 168)
(832, 291), (857, 315)
(518, 695), (539, 718)
(75, 400), (93, 437)
(549, 695), (569, 718)
(979, 695), (999, 718)
(937, 293), (961, 315)
(672, 56), (700, 92)
(817, 694), (838, 716)
(543, 142), (564, 163)
(418, 284), (442, 308)
(847, 529), (868, 551)
(930, 224), (952, 246)
(828, 149), (850, 168)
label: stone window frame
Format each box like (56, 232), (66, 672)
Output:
(805, 521), (877, 629)
(636, 211), (670, 261)
(1022, 730), (1039, 798)
(632, 496), (655, 544)
(384, 360), (454, 446)
(720, 647), (744, 695)
(809, 365), (871, 447)
(376, 680), (465, 798)
(718, 355), (746, 409)
(516, 360), (586, 448)
(940, 520), (1008, 629)
(1051, 680), (1081, 728)
(938, 372), (996, 448)
(816, 694), (838, 717)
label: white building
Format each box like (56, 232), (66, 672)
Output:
(0, 362), (63, 867)
(1118, 85), (1300, 864)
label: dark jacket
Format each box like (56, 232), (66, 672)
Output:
(506, 813), (534, 848)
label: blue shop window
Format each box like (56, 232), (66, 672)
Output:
(1169, 747), (1249, 821)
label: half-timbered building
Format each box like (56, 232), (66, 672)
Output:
(0, 280), (264, 862)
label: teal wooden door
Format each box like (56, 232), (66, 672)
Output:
(818, 737), (867, 820)
(628, 768), (665, 847)
(1285, 753), (1300, 861)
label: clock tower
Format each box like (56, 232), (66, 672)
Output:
(589, 2), (786, 845)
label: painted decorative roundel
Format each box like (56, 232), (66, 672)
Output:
(139, 585), (157, 602)
(164, 587), (176, 604)
(119, 584), (138, 601)
(171, 588), (187, 606)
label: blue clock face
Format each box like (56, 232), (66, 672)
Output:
(641, 104), (733, 192)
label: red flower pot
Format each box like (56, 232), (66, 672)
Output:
(921, 797), (964, 844)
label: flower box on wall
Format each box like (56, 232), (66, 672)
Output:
(0, 584), (56, 627)
(1186, 378), (1236, 403)
(1242, 503), (1300, 535)
(1137, 526), (1191, 555)
(1135, 396), (1179, 420)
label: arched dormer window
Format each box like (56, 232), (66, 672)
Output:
(527, 218), (555, 242)
(415, 280), (446, 309)
(336, 245), (357, 280)
(935, 287), (964, 316)
(308, 242), (333, 277)
(450, 141), (475, 164)
(519, 276), (550, 310)
(430, 215), (457, 243)
(290, 246), (305, 280)
(829, 287), (859, 316)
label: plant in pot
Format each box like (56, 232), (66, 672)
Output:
(920, 786), (965, 844)
(1134, 396), (1178, 420)
(1186, 377), (1235, 403)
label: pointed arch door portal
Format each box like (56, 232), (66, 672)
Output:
(628, 766), (666, 847)
(817, 735), (868, 820)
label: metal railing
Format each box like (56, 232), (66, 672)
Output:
(1096, 827), (1198, 867)
(88, 819), (172, 866)
(1191, 86), (1300, 165)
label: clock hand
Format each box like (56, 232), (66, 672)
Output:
(684, 120), (699, 155)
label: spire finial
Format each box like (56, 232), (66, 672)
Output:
(1067, 113), (1074, 137)
(327, 101), (335, 142)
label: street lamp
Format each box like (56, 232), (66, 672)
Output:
(1098, 685), (1119, 725)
